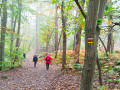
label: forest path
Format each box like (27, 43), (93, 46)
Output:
(0, 50), (61, 90)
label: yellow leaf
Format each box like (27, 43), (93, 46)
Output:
(57, 6), (61, 10)
(80, 24), (84, 27)
(70, 18), (72, 20)
(103, 87), (107, 90)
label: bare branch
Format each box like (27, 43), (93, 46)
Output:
(74, 0), (87, 19)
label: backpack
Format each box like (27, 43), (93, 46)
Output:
(46, 56), (50, 61)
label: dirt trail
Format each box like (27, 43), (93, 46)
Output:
(0, 51), (61, 90)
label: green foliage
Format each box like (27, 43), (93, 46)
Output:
(116, 60), (120, 65)
(79, 1), (84, 6)
(1, 75), (8, 79)
(51, 0), (58, 4)
(97, 86), (108, 90)
(74, 63), (82, 70)
(114, 66), (120, 73)
(105, 5), (111, 11)
(114, 79), (120, 83)
(107, 79), (112, 82)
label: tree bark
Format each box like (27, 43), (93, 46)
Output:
(10, 14), (17, 58)
(107, 1), (113, 54)
(55, 2), (58, 52)
(74, 0), (85, 63)
(74, 0), (86, 19)
(46, 29), (54, 52)
(36, 15), (38, 54)
(73, 10), (78, 50)
(96, 54), (102, 85)
(95, 0), (107, 86)
(107, 30), (112, 53)
(73, 29), (76, 50)
(10, 0), (17, 58)
(99, 37), (108, 57)
(55, 30), (62, 58)
(61, 0), (66, 70)
(0, 0), (3, 17)
(15, 0), (22, 61)
(80, 0), (100, 89)
(74, 0), (107, 87)
(74, 27), (82, 63)
(0, 0), (7, 70)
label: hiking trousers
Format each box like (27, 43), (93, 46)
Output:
(46, 63), (49, 70)
(34, 61), (37, 67)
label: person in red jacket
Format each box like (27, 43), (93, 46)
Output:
(45, 53), (52, 70)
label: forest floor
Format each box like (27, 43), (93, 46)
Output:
(0, 50), (80, 90)
(0, 49), (120, 90)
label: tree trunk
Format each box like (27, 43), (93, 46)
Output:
(99, 37), (108, 57)
(80, 0), (100, 89)
(95, 0), (107, 86)
(74, 27), (82, 63)
(73, 10), (79, 50)
(61, 0), (66, 70)
(74, 0), (85, 63)
(55, 2), (58, 52)
(107, 30), (112, 53)
(0, 0), (7, 70)
(0, 0), (3, 17)
(111, 36), (114, 53)
(96, 54), (102, 85)
(46, 41), (49, 52)
(55, 30), (62, 58)
(107, 5), (113, 53)
(36, 15), (38, 54)
(73, 29), (76, 50)
(73, 10), (78, 50)
(15, 0), (22, 61)
(46, 29), (54, 52)
(10, 14), (17, 58)
(10, 0), (17, 58)
(36, 2), (39, 54)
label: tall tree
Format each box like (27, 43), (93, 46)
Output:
(10, 0), (17, 58)
(74, 24), (82, 63)
(96, 0), (107, 85)
(74, 0), (85, 63)
(80, 0), (100, 89)
(10, 14), (18, 58)
(0, 0), (7, 70)
(107, 15), (113, 53)
(61, 0), (66, 69)
(75, 0), (107, 86)
(73, 10), (78, 50)
(55, 2), (58, 52)
(46, 29), (54, 52)
(0, 0), (3, 17)
(15, 0), (22, 60)
(55, 30), (62, 58)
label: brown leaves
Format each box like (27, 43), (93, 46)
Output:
(56, 6), (61, 10)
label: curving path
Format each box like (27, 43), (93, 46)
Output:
(0, 49), (81, 90)
(0, 50), (61, 90)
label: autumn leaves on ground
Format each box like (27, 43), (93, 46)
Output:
(0, 50), (81, 90)
(0, 49), (120, 90)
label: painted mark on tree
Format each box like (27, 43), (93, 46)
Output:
(88, 38), (94, 43)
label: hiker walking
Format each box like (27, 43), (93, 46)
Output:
(23, 52), (26, 61)
(45, 53), (52, 70)
(33, 55), (38, 67)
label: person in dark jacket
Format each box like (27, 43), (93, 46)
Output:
(45, 53), (52, 70)
(23, 52), (26, 61)
(33, 55), (38, 67)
